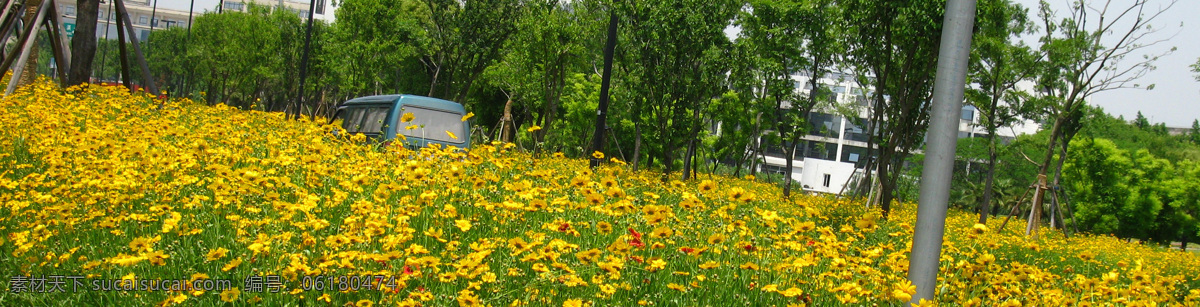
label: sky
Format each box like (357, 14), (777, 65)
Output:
(162, 0), (1198, 127)
(1011, 0), (1200, 127)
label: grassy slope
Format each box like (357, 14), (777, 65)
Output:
(0, 80), (1198, 306)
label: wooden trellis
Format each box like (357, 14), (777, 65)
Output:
(0, 0), (156, 96)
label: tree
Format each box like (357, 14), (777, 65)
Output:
(841, 0), (945, 217)
(484, 0), (595, 150)
(67, 0), (101, 87)
(1029, 0), (1178, 228)
(415, 0), (530, 105)
(1191, 119), (1200, 145)
(1134, 111), (1149, 129)
(1064, 137), (1133, 235)
(966, 0), (1037, 223)
(188, 4), (298, 109)
(330, 0), (429, 98)
(737, 0), (841, 197)
(616, 0), (737, 179)
(1192, 57), (1200, 81)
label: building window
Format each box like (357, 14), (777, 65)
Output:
(66, 5), (76, 15)
(961, 106), (975, 121)
(848, 153), (860, 163)
(139, 16), (148, 25)
(225, 2), (244, 10)
(823, 174), (832, 187)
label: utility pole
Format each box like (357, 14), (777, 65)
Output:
(183, 0), (194, 96)
(907, 0), (977, 304)
(294, 0), (317, 119)
(147, 0), (156, 58)
(588, 6), (618, 169)
(98, 0), (113, 82)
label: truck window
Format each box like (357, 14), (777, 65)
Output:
(340, 106), (391, 134)
(398, 106), (465, 143)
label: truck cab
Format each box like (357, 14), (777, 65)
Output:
(333, 94), (471, 149)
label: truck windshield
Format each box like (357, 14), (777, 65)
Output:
(398, 106), (464, 143)
(339, 106), (392, 134)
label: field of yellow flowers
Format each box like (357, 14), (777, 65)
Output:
(1, 79), (1199, 306)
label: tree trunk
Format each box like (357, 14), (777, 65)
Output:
(67, 0), (100, 86)
(979, 136), (998, 224)
(877, 146), (898, 218)
(783, 137), (798, 198)
(682, 105), (702, 180)
(633, 123), (642, 172)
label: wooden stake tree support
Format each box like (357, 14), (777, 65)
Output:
(998, 174), (1078, 239)
(0, 0), (156, 96)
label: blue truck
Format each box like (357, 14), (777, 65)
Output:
(333, 94), (471, 149)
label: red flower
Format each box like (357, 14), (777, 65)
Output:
(680, 247), (695, 254)
(629, 237), (645, 248)
(628, 228), (642, 240)
(742, 244), (756, 252)
(558, 223), (571, 232)
(403, 265), (416, 275)
(629, 255), (644, 263)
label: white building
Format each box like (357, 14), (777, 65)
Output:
(54, 0), (337, 42)
(754, 72), (1041, 194)
(221, 0), (336, 22)
(56, 0), (192, 41)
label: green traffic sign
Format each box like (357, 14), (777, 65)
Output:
(65, 23), (76, 38)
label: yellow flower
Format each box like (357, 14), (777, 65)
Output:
(446, 130), (458, 140)
(647, 259), (667, 271)
(563, 299), (584, 307)
(893, 280), (916, 302)
(205, 247), (229, 261)
(222, 257), (242, 272)
(667, 283), (687, 292)
(592, 151), (604, 159)
(781, 287), (803, 297)
(461, 112), (475, 121)
(356, 299), (374, 307)
(527, 125), (542, 132)
(455, 219), (472, 232)
(401, 112), (415, 123)
(706, 233), (727, 245)
(220, 288), (240, 302)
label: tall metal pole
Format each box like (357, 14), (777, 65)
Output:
(294, 0), (317, 119)
(98, 0), (113, 82)
(144, 0), (156, 70)
(589, 8), (618, 169)
(907, 0), (977, 304)
(183, 0), (194, 95)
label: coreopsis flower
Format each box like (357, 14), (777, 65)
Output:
(205, 248), (229, 261)
(893, 280), (916, 302)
